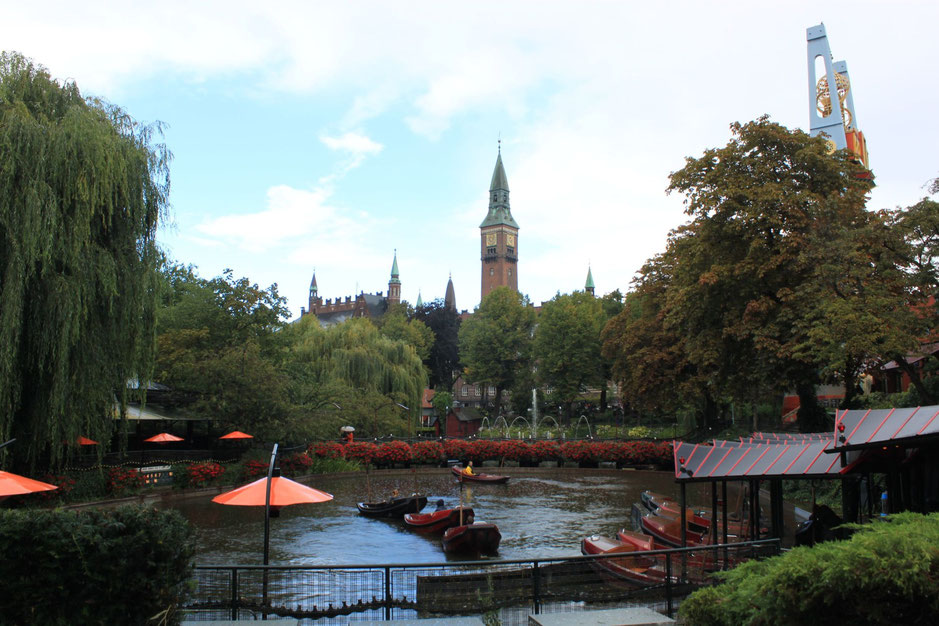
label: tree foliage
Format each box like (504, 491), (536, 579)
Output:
(413, 299), (462, 388)
(458, 287), (535, 415)
(377, 302), (434, 363)
(0, 53), (169, 469)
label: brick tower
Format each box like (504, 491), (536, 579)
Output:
(480, 144), (519, 301)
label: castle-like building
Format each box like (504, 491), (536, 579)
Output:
(300, 146), (594, 328)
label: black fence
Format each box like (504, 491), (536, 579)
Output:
(182, 538), (780, 624)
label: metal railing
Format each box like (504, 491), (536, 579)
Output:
(182, 538), (780, 624)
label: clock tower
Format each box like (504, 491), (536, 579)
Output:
(480, 144), (519, 301)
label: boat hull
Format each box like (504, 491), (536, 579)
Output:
(442, 522), (501, 555)
(580, 534), (667, 586)
(357, 495), (428, 518)
(405, 508), (474, 533)
(451, 466), (509, 484)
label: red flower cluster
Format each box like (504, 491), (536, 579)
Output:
(530, 440), (561, 462)
(499, 439), (532, 462)
(38, 474), (76, 500)
(244, 459), (269, 478)
(186, 462), (225, 486)
(280, 452), (313, 476)
(343, 441), (378, 464)
(310, 441), (344, 459)
(372, 441), (411, 465)
(410, 440), (444, 464)
(466, 439), (502, 463)
(106, 467), (143, 495)
(560, 440), (597, 463)
(443, 438), (471, 460)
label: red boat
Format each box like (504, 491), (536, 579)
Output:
(580, 534), (669, 586)
(632, 505), (706, 547)
(451, 466), (509, 484)
(442, 522), (501, 556)
(638, 492), (762, 540)
(405, 507), (474, 533)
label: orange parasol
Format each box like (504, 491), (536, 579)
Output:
(219, 430), (253, 440)
(0, 470), (58, 497)
(213, 476), (333, 507)
(144, 432), (183, 443)
(77, 436), (98, 446)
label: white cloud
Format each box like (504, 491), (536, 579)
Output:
(320, 132), (384, 156)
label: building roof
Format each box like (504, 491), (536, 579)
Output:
(453, 406), (484, 422)
(489, 150), (509, 191)
(585, 266), (595, 290)
(480, 149), (519, 229)
(831, 405), (939, 452)
(390, 251), (400, 283)
(422, 388), (435, 409)
(672, 438), (853, 482)
(445, 276), (457, 311)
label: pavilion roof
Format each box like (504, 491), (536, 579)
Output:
(672, 438), (853, 482)
(831, 405), (939, 452)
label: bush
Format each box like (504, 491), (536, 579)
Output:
(444, 438), (472, 461)
(0, 505), (195, 625)
(529, 440), (561, 462)
(344, 441), (379, 465)
(411, 440), (444, 464)
(310, 441), (344, 459)
(560, 440), (597, 463)
(106, 466), (143, 495)
(185, 462), (225, 487)
(466, 439), (502, 463)
(373, 441), (412, 466)
(280, 452), (314, 476)
(679, 512), (939, 625)
(500, 439), (532, 462)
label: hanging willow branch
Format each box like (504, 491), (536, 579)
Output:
(0, 53), (169, 470)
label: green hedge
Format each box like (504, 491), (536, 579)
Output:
(679, 512), (939, 625)
(0, 505), (195, 625)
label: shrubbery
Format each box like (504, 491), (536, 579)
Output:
(679, 512), (939, 625)
(0, 505), (194, 625)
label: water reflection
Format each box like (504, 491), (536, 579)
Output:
(163, 469), (682, 566)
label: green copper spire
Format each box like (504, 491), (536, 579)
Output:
(585, 265), (595, 295)
(389, 250), (400, 284)
(480, 143), (519, 229)
(416, 291), (423, 308)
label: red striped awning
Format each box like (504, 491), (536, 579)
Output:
(832, 405), (939, 452)
(673, 438), (848, 482)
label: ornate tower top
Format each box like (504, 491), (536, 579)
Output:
(388, 250), (401, 305)
(480, 146), (518, 229)
(585, 266), (595, 296)
(310, 270), (318, 297)
(445, 274), (457, 312)
(416, 291), (423, 308)
(390, 250), (400, 284)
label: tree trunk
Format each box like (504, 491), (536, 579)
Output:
(895, 357), (935, 405)
(699, 391), (718, 434)
(796, 379), (827, 433)
(599, 385), (608, 412)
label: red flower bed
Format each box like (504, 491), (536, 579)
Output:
(186, 462), (225, 487)
(106, 467), (143, 495)
(244, 459), (268, 478)
(310, 441), (344, 460)
(280, 452), (313, 476)
(560, 440), (597, 463)
(373, 441), (412, 466)
(38, 474), (75, 500)
(443, 439), (471, 461)
(529, 440), (561, 463)
(500, 439), (532, 462)
(466, 439), (502, 463)
(344, 441), (379, 465)
(411, 440), (444, 464)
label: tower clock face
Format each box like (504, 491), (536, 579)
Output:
(506, 233), (515, 246)
(486, 233), (497, 246)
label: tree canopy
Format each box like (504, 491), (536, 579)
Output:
(0, 53), (169, 468)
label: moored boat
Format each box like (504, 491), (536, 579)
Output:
(441, 522), (501, 555)
(451, 466), (509, 484)
(405, 507), (474, 533)
(632, 504), (706, 547)
(357, 495), (428, 518)
(580, 534), (668, 586)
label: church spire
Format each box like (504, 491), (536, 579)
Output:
(480, 143), (518, 229)
(585, 265), (595, 296)
(445, 274), (457, 312)
(416, 290), (423, 308)
(388, 250), (401, 304)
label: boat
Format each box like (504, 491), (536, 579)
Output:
(638, 491), (763, 539)
(450, 466), (510, 484)
(405, 507), (474, 533)
(580, 534), (668, 586)
(441, 522), (502, 555)
(356, 495), (428, 518)
(632, 504), (706, 547)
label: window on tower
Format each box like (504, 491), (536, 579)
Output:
(490, 268), (494, 276)
(487, 246), (496, 255)
(506, 246), (514, 255)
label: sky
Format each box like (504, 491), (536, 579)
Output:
(4, 2), (938, 318)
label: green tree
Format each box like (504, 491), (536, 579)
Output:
(377, 302), (434, 362)
(0, 53), (169, 469)
(414, 299), (462, 388)
(458, 287), (535, 416)
(533, 291), (605, 422)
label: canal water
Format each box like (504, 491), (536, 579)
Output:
(164, 468), (689, 566)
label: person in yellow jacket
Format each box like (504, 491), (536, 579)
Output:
(463, 461), (474, 476)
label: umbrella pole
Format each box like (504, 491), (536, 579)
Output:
(459, 476), (464, 526)
(263, 443), (278, 619)
(366, 463), (373, 502)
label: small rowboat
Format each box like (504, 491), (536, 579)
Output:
(405, 507), (474, 533)
(580, 534), (669, 586)
(639, 491), (766, 539)
(632, 504), (706, 547)
(356, 495), (427, 518)
(442, 522), (501, 556)
(450, 466), (509, 484)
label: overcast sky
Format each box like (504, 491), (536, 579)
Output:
(4, 2), (937, 317)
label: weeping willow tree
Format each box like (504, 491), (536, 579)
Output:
(283, 317), (427, 439)
(0, 53), (169, 469)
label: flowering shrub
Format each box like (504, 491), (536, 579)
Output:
(500, 439), (532, 462)
(373, 441), (412, 466)
(280, 452), (314, 476)
(186, 462), (225, 487)
(244, 459), (268, 479)
(310, 441), (344, 460)
(411, 440), (444, 464)
(106, 467), (143, 495)
(38, 474), (76, 500)
(466, 439), (502, 463)
(344, 441), (379, 465)
(560, 440), (597, 463)
(443, 438), (472, 460)
(529, 440), (561, 462)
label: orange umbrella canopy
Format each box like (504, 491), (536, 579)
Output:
(213, 476), (334, 507)
(219, 430), (253, 440)
(144, 432), (184, 443)
(0, 470), (58, 497)
(77, 436), (98, 446)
